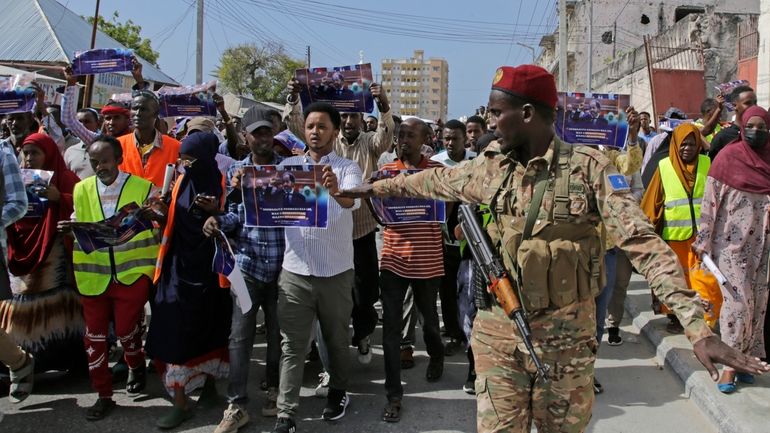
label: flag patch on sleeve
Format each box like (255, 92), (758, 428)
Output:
(607, 174), (630, 192)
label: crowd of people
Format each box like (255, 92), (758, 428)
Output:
(0, 59), (768, 433)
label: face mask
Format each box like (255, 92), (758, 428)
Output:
(744, 129), (769, 149)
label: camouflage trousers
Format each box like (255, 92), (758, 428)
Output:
(472, 306), (597, 433)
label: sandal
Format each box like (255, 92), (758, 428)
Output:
(382, 399), (402, 423)
(126, 363), (147, 396)
(8, 354), (34, 404)
(425, 359), (444, 382)
(400, 347), (414, 370)
(86, 398), (116, 421)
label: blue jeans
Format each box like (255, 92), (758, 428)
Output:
(227, 275), (281, 403)
(595, 248), (618, 344)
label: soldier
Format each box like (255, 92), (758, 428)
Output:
(338, 65), (770, 433)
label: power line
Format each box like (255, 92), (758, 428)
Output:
(505, 0), (525, 64)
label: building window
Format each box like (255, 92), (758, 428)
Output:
(674, 6), (704, 22)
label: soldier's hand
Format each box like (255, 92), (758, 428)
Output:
(336, 183), (375, 199)
(692, 335), (770, 381)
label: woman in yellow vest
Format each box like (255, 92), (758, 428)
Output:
(145, 132), (231, 429)
(641, 123), (722, 330)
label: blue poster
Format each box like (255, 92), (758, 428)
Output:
(0, 77), (35, 114)
(555, 92), (631, 148)
(370, 169), (446, 224)
(72, 48), (134, 75)
(295, 63), (374, 113)
(20, 169), (52, 218)
(241, 165), (328, 228)
(71, 203), (154, 254)
(274, 130), (306, 152)
(158, 81), (217, 117)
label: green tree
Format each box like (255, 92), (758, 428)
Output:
(215, 42), (304, 102)
(85, 11), (160, 66)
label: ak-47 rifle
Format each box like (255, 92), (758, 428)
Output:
(458, 204), (549, 381)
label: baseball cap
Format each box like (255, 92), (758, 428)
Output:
(242, 107), (274, 133)
(187, 117), (216, 133)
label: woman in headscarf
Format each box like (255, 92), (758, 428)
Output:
(1, 133), (84, 374)
(641, 123), (722, 332)
(145, 132), (231, 429)
(693, 105), (770, 393)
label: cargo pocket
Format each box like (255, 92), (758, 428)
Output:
(575, 240), (603, 301)
(476, 377), (501, 431)
(547, 240), (579, 307)
(517, 239), (550, 310)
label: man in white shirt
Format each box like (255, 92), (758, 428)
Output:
(272, 103), (362, 433)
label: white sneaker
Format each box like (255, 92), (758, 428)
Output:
(357, 335), (372, 365)
(315, 371), (330, 398)
(215, 403), (250, 433)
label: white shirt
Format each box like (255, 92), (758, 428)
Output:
(430, 149), (477, 167)
(279, 151), (362, 277)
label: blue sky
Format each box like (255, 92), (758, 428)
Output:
(65, 0), (558, 119)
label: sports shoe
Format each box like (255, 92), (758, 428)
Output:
(272, 417), (296, 433)
(463, 370), (476, 395)
(315, 371), (330, 398)
(262, 387), (278, 417)
(215, 403), (250, 433)
(322, 389), (349, 421)
(444, 338), (465, 356)
(357, 335), (372, 365)
(607, 327), (623, 346)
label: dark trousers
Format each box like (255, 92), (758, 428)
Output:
(227, 275), (280, 403)
(80, 276), (150, 398)
(351, 232), (380, 345)
(380, 270), (444, 400)
(440, 245), (464, 341)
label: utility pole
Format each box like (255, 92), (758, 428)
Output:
(587, 0), (593, 91)
(196, 0), (204, 84)
(515, 42), (536, 63)
(82, 0), (100, 108)
(359, 50), (364, 64)
(306, 46), (311, 68)
(558, 0), (568, 90)
(612, 21), (617, 58)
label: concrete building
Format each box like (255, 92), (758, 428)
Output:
(537, 0), (759, 92)
(381, 50), (449, 121)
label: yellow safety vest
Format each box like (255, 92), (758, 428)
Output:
(72, 174), (159, 296)
(659, 155), (710, 241)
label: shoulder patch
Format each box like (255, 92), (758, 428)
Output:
(607, 174), (630, 192)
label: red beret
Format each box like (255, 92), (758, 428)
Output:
(491, 65), (558, 109)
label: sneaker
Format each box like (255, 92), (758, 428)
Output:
(272, 417), (296, 433)
(463, 370), (476, 395)
(322, 389), (349, 421)
(262, 387), (278, 417)
(255, 322), (266, 335)
(607, 327), (623, 346)
(215, 403), (250, 433)
(315, 371), (330, 398)
(357, 335), (372, 365)
(444, 338), (465, 356)
(593, 377), (604, 394)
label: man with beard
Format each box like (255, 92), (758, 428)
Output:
(338, 64), (770, 433)
(0, 111), (35, 155)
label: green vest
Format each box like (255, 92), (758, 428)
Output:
(659, 155), (710, 241)
(72, 174), (159, 296)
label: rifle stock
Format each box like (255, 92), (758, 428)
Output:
(458, 204), (549, 381)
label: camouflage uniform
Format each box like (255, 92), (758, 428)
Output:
(373, 137), (712, 433)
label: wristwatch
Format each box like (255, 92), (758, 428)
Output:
(286, 94), (299, 105)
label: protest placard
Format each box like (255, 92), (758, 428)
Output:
(715, 79), (751, 111)
(20, 169), (52, 218)
(0, 76), (35, 114)
(212, 230), (251, 314)
(241, 165), (328, 228)
(555, 92), (631, 148)
(295, 63), (374, 112)
(369, 169), (446, 224)
(70, 203), (155, 254)
(158, 80), (217, 117)
(274, 130), (306, 153)
(72, 48), (134, 75)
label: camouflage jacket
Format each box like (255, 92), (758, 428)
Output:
(373, 136), (712, 346)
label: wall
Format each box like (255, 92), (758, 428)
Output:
(758, 0), (770, 107)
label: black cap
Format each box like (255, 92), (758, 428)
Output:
(242, 107), (274, 133)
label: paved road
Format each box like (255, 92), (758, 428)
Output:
(0, 304), (716, 433)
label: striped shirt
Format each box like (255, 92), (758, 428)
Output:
(379, 157), (445, 279)
(279, 151), (362, 277)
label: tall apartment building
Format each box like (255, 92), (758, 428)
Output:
(381, 49), (449, 121)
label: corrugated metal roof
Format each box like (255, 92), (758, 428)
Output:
(0, 0), (178, 85)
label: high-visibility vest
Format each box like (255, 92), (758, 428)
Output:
(72, 174), (159, 296)
(117, 132), (180, 187)
(659, 155), (710, 241)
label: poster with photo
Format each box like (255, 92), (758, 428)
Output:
(241, 165), (328, 228)
(369, 169), (446, 224)
(0, 77), (35, 114)
(158, 80), (217, 117)
(72, 48), (134, 75)
(555, 92), (631, 148)
(71, 203), (154, 254)
(20, 169), (52, 218)
(295, 63), (374, 112)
